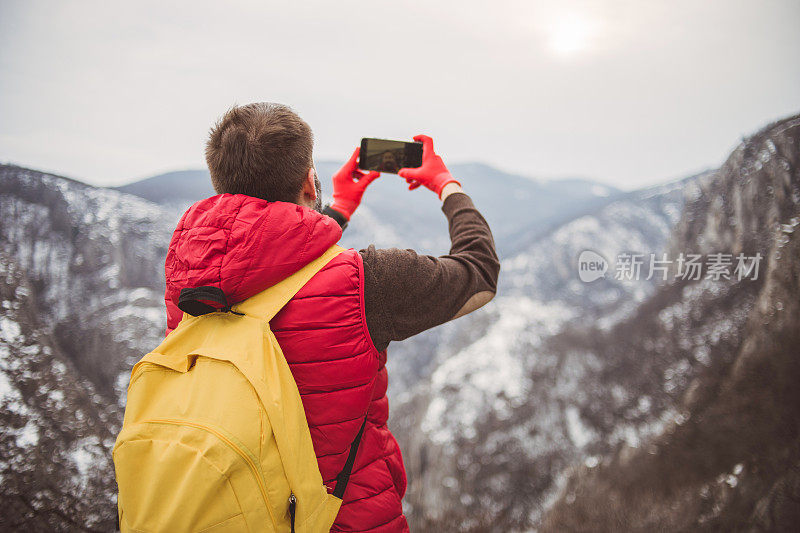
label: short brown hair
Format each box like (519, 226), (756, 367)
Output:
(205, 102), (314, 203)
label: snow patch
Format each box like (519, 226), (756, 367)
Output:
(565, 406), (595, 448)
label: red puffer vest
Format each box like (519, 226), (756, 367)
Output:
(163, 194), (409, 532)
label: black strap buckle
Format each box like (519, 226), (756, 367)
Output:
(177, 286), (243, 316)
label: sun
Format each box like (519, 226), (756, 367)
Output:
(547, 14), (593, 56)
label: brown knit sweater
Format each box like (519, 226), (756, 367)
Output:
(343, 192), (500, 352)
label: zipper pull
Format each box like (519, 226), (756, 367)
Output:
(288, 492), (297, 533)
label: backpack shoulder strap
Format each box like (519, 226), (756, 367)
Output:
(233, 244), (346, 322)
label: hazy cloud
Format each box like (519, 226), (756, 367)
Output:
(1, 0), (798, 188)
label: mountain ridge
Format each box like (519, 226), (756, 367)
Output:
(541, 113), (800, 531)
(114, 162), (623, 258)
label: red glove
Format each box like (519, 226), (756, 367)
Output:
(398, 135), (461, 199)
(330, 147), (380, 220)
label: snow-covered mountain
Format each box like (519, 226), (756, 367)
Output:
(0, 167), (179, 529)
(1, 113), (797, 530)
(542, 114), (800, 531)
(396, 115), (800, 531)
(0, 253), (119, 530)
(393, 168), (702, 529)
(0, 167), (177, 400)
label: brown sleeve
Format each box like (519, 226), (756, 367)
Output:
(358, 192), (500, 352)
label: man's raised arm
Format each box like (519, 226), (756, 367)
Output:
(355, 135), (500, 352)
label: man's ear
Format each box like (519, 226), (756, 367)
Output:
(300, 167), (317, 206)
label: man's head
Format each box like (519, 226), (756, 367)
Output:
(205, 102), (321, 211)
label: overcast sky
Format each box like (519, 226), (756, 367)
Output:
(1, 0), (798, 190)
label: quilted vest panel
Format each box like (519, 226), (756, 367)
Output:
(271, 248), (408, 532)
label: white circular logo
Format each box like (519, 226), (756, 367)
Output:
(578, 250), (608, 282)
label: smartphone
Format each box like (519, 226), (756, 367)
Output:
(358, 138), (423, 174)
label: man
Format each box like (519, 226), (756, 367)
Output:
(163, 102), (500, 532)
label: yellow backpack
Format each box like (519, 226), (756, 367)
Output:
(114, 244), (360, 532)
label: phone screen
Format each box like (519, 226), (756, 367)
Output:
(358, 138), (423, 174)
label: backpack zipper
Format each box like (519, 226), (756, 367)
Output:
(288, 492), (297, 533)
(142, 418), (277, 528)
